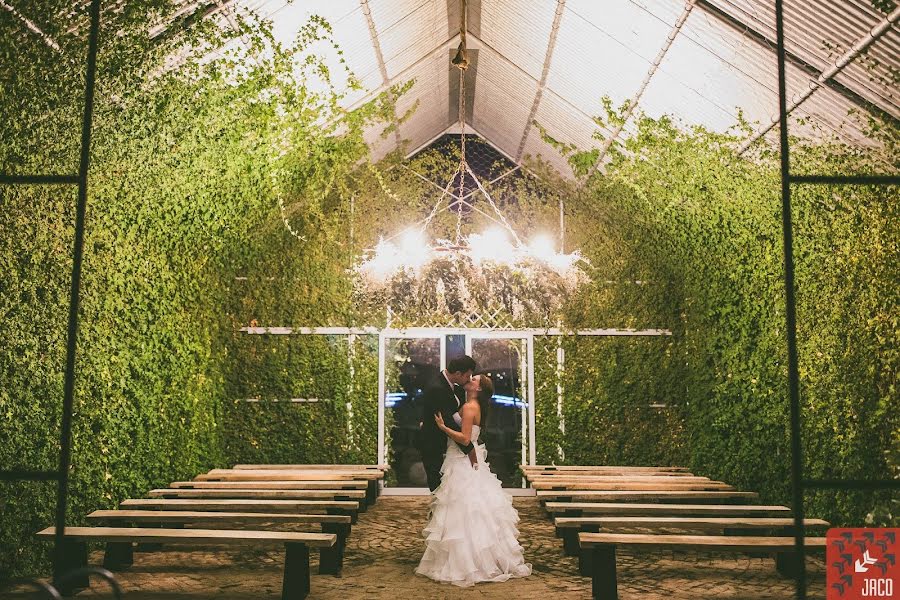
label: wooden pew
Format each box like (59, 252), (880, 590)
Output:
(523, 465), (690, 473)
(37, 526), (335, 599)
(199, 469), (384, 505)
(170, 480), (368, 491)
(579, 532), (826, 599)
(526, 475), (713, 483)
(235, 464), (385, 471)
(554, 515), (829, 556)
(537, 490), (758, 503)
(87, 510), (352, 575)
(121, 498), (361, 523)
(531, 481), (733, 492)
(544, 502), (791, 518)
(147, 488), (369, 511)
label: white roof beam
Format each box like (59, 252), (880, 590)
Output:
(593, 0), (697, 170)
(515, 0), (566, 163)
(359, 0), (402, 146)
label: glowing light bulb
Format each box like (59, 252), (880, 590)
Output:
(528, 234), (557, 262)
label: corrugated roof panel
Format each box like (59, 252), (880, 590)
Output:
(370, 0), (449, 79)
(533, 88), (604, 168)
(546, 1), (670, 118)
(396, 50), (451, 151)
(479, 0), (557, 80)
(470, 47), (536, 160)
(520, 124), (576, 178)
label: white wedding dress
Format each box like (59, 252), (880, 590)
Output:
(415, 413), (532, 587)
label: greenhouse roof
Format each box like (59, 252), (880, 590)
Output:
(208, 0), (898, 177)
(9, 0), (897, 176)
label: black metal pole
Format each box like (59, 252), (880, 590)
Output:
(774, 1), (806, 598)
(53, 0), (101, 585)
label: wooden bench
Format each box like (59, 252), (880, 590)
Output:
(523, 465), (691, 473)
(544, 502), (791, 518)
(148, 488), (369, 511)
(87, 510), (352, 575)
(555, 516), (829, 556)
(235, 464), (385, 471)
(37, 526), (335, 599)
(171, 480), (368, 490)
(121, 498), (361, 523)
(537, 490), (758, 503)
(531, 481), (733, 492)
(199, 470), (384, 505)
(526, 475), (712, 483)
(579, 532), (827, 599)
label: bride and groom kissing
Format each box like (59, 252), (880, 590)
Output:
(414, 355), (532, 587)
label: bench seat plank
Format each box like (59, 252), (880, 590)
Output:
(197, 472), (360, 481)
(527, 475), (712, 483)
(149, 489), (366, 500)
(120, 498), (360, 523)
(235, 464), (385, 470)
(558, 516), (829, 529)
(544, 502), (790, 516)
(579, 531), (827, 551)
(36, 527), (333, 600)
(88, 510), (351, 524)
(538, 490), (757, 502)
(205, 469), (384, 480)
(532, 482), (732, 491)
(87, 510), (352, 577)
(524, 465), (689, 471)
(36, 526), (335, 546)
(554, 516), (829, 556)
(171, 480), (368, 490)
(579, 533), (826, 599)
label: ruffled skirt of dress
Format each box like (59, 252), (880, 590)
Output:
(415, 442), (532, 587)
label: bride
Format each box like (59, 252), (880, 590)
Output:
(415, 374), (532, 587)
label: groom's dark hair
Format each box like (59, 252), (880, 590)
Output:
(447, 355), (476, 374)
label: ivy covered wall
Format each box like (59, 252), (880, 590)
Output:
(1, 1), (896, 583)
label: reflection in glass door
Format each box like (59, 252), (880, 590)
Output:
(380, 336), (441, 487)
(468, 335), (533, 487)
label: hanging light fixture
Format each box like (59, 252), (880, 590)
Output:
(357, 0), (586, 292)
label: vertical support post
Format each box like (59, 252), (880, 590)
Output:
(526, 335), (536, 466)
(346, 334), (356, 453)
(54, 0), (101, 586)
(556, 334), (565, 462)
(590, 546), (618, 600)
(440, 333), (447, 370)
(774, 1), (806, 598)
(377, 332), (386, 471)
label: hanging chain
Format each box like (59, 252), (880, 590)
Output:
(455, 64), (466, 244)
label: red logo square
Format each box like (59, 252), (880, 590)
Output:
(827, 528), (899, 599)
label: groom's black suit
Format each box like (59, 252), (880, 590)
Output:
(419, 373), (475, 491)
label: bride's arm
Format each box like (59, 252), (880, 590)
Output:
(435, 403), (477, 446)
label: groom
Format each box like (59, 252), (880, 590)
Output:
(418, 355), (477, 491)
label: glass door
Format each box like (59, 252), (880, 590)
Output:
(467, 334), (535, 487)
(378, 334), (443, 487)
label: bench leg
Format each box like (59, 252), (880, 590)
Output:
(562, 529), (579, 556)
(590, 546), (618, 600)
(327, 508), (357, 525)
(318, 523), (349, 576)
(55, 540), (89, 596)
(366, 480), (377, 505)
(337, 495), (366, 512)
(282, 542), (310, 600)
(775, 552), (803, 578)
(103, 541), (134, 570)
(579, 544), (593, 577)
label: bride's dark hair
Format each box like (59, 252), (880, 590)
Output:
(475, 374), (493, 429)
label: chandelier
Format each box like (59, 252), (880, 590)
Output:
(357, 0), (585, 291)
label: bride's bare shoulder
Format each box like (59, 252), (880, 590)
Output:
(461, 400), (480, 416)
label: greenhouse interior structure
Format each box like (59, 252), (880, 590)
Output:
(0, 0), (897, 598)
